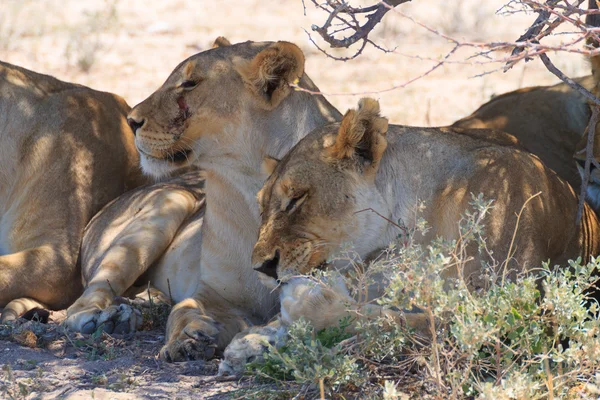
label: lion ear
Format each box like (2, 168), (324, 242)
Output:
(238, 41), (305, 109)
(262, 155), (280, 177)
(212, 36), (232, 48)
(328, 98), (388, 176)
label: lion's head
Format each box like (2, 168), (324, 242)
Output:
(252, 99), (389, 288)
(127, 38), (309, 178)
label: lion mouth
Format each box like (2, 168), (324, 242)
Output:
(138, 147), (193, 164)
(169, 149), (192, 163)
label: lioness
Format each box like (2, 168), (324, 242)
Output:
(65, 38), (342, 361)
(0, 61), (146, 321)
(220, 98), (600, 374)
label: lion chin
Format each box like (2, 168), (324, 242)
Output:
(256, 271), (279, 290)
(138, 149), (194, 179)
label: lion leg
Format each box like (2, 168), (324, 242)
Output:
(0, 245), (81, 321)
(280, 277), (432, 335)
(160, 285), (253, 362)
(219, 319), (286, 376)
(218, 278), (434, 375)
(1, 298), (48, 323)
(66, 189), (201, 334)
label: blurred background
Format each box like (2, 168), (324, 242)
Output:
(0, 0), (590, 125)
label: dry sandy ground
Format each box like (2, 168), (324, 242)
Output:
(0, 0), (594, 399)
(0, 309), (282, 399)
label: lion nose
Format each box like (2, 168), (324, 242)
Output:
(254, 250), (280, 280)
(127, 117), (145, 135)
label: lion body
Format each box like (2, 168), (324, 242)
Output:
(452, 76), (594, 193)
(0, 61), (146, 321)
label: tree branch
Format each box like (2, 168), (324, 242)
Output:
(311, 0), (412, 50)
(539, 52), (600, 105)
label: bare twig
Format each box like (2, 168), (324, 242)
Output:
(311, 0), (412, 50)
(539, 52), (600, 105)
(507, 1), (557, 66)
(502, 191), (542, 286)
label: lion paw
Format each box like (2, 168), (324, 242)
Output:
(65, 303), (142, 335)
(160, 318), (220, 362)
(279, 277), (354, 330)
(218, 325), (286, 376)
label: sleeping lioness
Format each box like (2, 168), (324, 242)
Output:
(219, 98), (600, 374)
(0, 61), (146, 322)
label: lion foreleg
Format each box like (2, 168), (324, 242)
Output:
(66, 189), (201, 334)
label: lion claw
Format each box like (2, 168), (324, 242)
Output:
(66, 303), (142, 335)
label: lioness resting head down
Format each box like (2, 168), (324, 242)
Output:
(0, 61), (146, 322)
(453, 2), (600, 213)
(254, 98), (598, 286)
(251, 97), (599, 327)
(65, 38), (341, 362)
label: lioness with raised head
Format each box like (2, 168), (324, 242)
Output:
(65, 38), (341, 360)
(219, 98), (600, 374)
(0, 61), (146, 322)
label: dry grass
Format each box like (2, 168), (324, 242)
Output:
(0, 0), (591, 126)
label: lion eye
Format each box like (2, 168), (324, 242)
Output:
(285, 193), (307, 214)
(180, 80), (198, 89)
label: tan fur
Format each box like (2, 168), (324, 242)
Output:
(0, 61), (146, 322)
(251, 98), (600, 343)
(452, 76), (594, 193)
(65, 39), (341, 361)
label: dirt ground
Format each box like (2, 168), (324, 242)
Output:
(0, 0), (595, 399)
(0, 309), (283, 399)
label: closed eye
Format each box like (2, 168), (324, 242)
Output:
(285, 193), (307, 214)
(180, 80), (199, 89)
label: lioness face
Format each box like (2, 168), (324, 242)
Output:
(252, 99), (389, 288)
(127, 38), (305, 178)
(574, 120), (600, 211)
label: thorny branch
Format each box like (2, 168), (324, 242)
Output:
(310, 0), (411, 58)
(303, 1), (600, 94)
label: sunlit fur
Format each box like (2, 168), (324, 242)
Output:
(453, 76), (594, 194)
(65, 38), (342, 361)
(0, 61), (147, 322)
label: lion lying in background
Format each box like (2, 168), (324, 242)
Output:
(452, 76), (593, 194)
(0, 61), (146, 322)
(219, 98), (600, 374)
